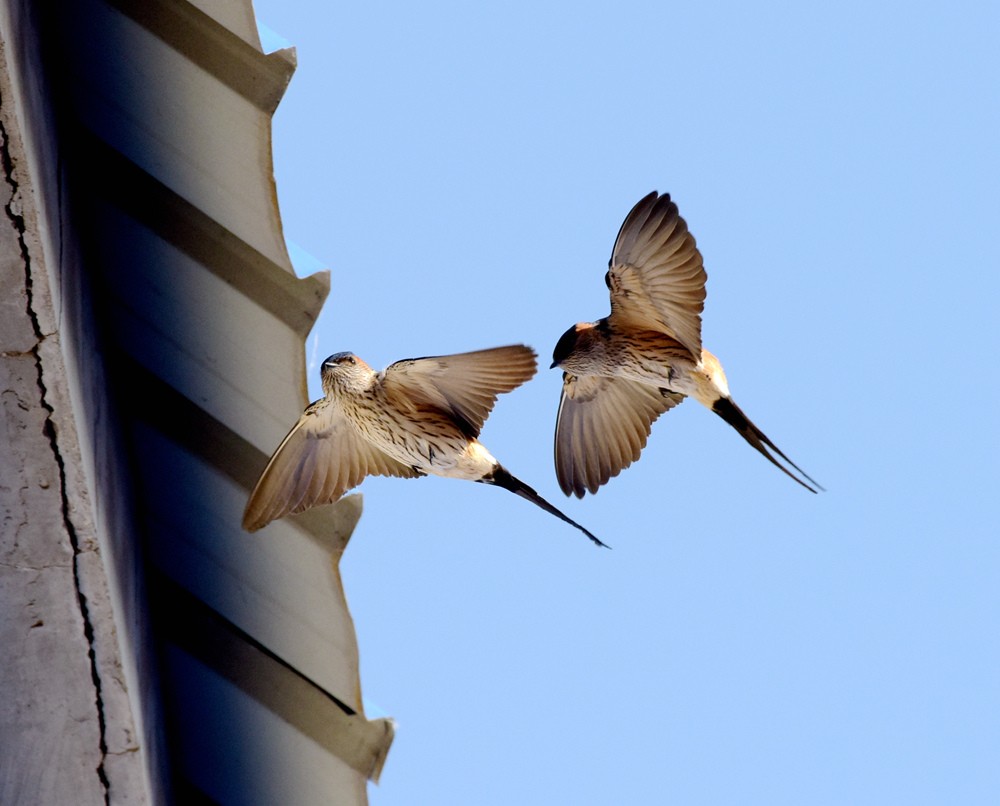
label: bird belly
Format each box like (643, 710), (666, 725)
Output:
(600, 340), (726, 406)
(375, 433), (494, 480)
(346, 401), (486, 478)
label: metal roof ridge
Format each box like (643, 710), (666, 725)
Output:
(82, 130), (329, 338)
(106, 0), (296, 113)
(156, 574), (394, 782)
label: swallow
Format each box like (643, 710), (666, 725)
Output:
(243, 344), (606, 547)
(551, 191), (822, 497)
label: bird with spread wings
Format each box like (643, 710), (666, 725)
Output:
(551, 191), (822, 498)
(244, 345), (606, 546)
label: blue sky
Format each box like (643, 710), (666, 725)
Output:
(253, 2), (999, 803)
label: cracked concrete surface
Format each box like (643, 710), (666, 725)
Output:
(0, 118), (109, 804)
(0, 28), (146, 804)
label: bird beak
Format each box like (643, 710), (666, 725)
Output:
(549, 361), (558, 369)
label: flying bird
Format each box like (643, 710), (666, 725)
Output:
(551, 191), (822, 497)
(244, 345), (606, 547)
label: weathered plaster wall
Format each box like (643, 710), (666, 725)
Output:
(1, 3), (150, 801)
(0, 114), (111, 805)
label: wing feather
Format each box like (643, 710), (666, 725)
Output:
(382, 344), (537, 438)
(243, 399), (420, 531)
(607, 191), (707, 358)
(554, 373), (685, 498)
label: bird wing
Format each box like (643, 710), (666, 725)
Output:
(381, 344), (537, 438)
(607, 191), (707, 358)
(242, 398), (421, 532)
(554, 372), (685, 498)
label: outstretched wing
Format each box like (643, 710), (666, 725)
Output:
(381, 344), (537, 438)
(243, 399), (421, 532)
(607, 191), (707, 358)
(554, 373), (685, 498)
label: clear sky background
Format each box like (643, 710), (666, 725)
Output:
(252, 2), (998, 803)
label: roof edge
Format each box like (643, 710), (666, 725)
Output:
(107, 0), (295, 113)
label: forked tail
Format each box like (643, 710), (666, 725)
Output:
(482, 466), (609, 548)
(712, 397), (824, 493)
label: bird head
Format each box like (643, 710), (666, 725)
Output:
(551, 323), (596, 369)
(320, 352), (374, 395)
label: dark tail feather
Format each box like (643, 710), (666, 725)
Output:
(482, 466), (609, 548)
(712, 397), (824, 493)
